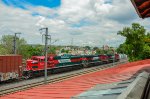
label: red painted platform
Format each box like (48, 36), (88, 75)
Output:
(1, 59), (150, 99)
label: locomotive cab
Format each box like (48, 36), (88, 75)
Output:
(23, 56), (45, 78)
(27, 56), (45, 71)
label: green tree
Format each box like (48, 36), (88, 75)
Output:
(61, 49), (65, 53)
(0, 35), (27, 54)
(0, 44), (8, 54)
(18, 45), (43, 59)
(144, 33), (150, 46)
(0, 35), (44, 59)
(19, 45), (32, 59)
(106, 49), (114, 54)
(84, 46), (91, 50)
(142, 44), (150, 59)
(60, 48), (69, 54)
(48, 46), (56, 54)
(93, 47), (99, 50)
(117, 23), (148, 61)
(117, 43), (128, 54)
(96, 49), (105, 54)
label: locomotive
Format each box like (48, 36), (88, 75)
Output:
(23, 54), (120, 78)
(0, 54), (122, 82)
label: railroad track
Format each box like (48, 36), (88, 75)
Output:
(0, 60), (127, 96)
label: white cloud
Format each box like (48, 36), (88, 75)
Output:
(0, 0), (149, 47)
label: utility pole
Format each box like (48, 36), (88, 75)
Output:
(112, 48), (115, 66)
(13, 33), (21, 54)
(39, 27), (50, 84)
(71, 38), (74, 53)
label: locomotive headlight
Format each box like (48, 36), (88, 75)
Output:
(31, 61), (38, 64)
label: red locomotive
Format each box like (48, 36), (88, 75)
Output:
(0, 54), (121, 81)
(23, 54), (120, 78)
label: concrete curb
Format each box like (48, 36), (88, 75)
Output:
(117, 72), (149, 99)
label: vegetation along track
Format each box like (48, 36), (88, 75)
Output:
(0, 60), (127, 96)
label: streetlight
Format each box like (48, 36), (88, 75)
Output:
(13, 33), (21, 54)
(39, 27), (50, 84)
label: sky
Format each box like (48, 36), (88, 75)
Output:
(0, 0), (150, 47)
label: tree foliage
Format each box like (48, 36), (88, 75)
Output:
(84, 46), (91, 50)
(0, 35), (43, 59)
(93, 47), (99, 50)
(61, 48), (69, 53)
(48, 46), (57, 54)
(117, 23), (150, 61)
(0, 44), (8, 54)
(96, 48), (114, 55)
(0, 35), (27, 54)
(19, 45), (43, 59)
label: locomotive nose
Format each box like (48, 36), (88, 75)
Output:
(27, 59), (38, 64)
(31, 61), (38, 64)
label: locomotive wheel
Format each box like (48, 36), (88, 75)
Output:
(82, 60), (89, 68)
(24, 71), (33, 79)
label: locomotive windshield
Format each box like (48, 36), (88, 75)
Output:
(40, 59), (45, 62)
(32, 57), (38, 61)
(32, 56), (45, 62)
